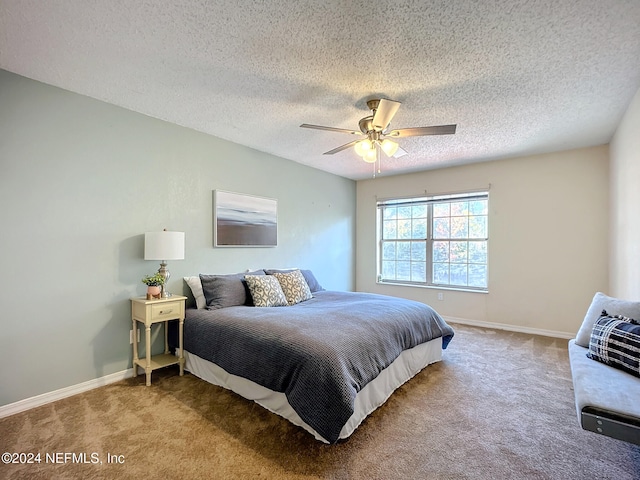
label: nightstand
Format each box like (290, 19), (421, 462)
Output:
(130, 295), (187, 386)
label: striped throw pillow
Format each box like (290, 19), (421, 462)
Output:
(587, 310), (640, 377)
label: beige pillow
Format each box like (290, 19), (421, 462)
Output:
(272, 269), (313, 305)
(244, 275), (288, 307)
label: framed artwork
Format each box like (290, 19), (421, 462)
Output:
(213, 190), (278, 247)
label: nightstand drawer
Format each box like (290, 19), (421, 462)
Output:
(151, 301), (182, 320)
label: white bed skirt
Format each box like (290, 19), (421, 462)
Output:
(182, 337), (443, 443)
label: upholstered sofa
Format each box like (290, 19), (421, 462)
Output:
(568, 292), (640, 445)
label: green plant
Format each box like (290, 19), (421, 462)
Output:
(141, 273), (165, 286)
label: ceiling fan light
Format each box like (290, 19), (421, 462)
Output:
(363, 148), (377, 163)
(354, 139), (373, 156)
(380, 139), (399, 157)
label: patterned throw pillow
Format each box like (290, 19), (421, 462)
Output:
(272, 269), (313, 305)
(587, 309), (640, 377)
(244, 275), (288, 307)
(264, 269), (325, 293)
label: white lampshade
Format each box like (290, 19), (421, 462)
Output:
(144, 231), (185, 261)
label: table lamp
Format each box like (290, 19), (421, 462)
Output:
(144, 229), (185, 298)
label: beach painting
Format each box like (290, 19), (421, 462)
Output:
(214, 190), (277, 247)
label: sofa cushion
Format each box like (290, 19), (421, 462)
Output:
(587, 311), (640, 377)
(568, 340), (640, 425)
(575, 292), (640, 347)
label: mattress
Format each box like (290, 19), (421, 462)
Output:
(182, 337), (443, 443)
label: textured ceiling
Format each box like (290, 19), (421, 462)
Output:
(1, 1), (639, 180)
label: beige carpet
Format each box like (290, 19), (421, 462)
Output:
(1, 323), (639, 480)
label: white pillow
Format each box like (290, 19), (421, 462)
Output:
(575, 292), (640, 347)
(183, 276), (206, 309)
(244, 275), (288, 307)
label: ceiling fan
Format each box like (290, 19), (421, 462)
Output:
(300, 98), (456, 170)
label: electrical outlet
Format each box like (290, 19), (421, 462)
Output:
(437, 292), (444, 301)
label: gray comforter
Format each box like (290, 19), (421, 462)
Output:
(182, 290), (454, 443)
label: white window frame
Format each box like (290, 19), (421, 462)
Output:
(377, 190), (489, 292)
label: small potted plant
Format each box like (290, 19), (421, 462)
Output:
(142, 273), (165, 299)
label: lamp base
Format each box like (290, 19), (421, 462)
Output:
(157, 262), (172, 298)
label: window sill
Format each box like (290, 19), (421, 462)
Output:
(376, 280), (488, 294)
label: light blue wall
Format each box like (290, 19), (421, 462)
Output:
(0, 70), (356, 406)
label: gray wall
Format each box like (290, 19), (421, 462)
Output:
(0, 70), (356, 406)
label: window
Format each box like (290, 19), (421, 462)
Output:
(378, 191), (489, 291)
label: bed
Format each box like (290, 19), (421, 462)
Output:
(176, 269), (454, 444)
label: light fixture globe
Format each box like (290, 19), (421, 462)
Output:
(380, 138), (399, 157)
(363, 149), (377, 163)
(354, 139), (374, 157)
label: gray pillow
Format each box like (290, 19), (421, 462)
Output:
(200, 270), (265, 310)
(264, 268), (325, 293)
(575, 292), (640, 347)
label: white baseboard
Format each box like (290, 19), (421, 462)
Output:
(0, 368), (135, 419)
(443, 315), (575, 340)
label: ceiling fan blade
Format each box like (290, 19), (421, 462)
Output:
(372, 99), (401, 130)
(323, 139), (360, 155)
(393, 146), (408, 158)
(300, 124), (361, 135)
(388, 124), (457, 137)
